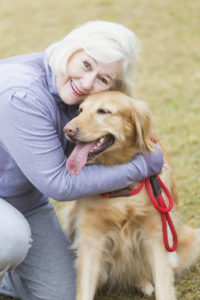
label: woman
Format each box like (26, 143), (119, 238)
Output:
(0, 21), (163, 300)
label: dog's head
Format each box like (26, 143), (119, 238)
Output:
(64, 91), (154, 175)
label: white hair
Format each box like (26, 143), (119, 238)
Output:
(46, 21), (141, 96)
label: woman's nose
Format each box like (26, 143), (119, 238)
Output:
(81, 73), (95, 91)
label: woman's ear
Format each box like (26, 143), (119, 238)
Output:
(131, 99), (154, 153)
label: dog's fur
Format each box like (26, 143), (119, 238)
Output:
(62, 91), (200, 300)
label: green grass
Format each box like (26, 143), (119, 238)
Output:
(0, 0), (199, 299)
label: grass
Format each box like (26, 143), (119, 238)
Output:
(0, 0), (199, 299)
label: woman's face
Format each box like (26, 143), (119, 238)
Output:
(56, 50), (122, 105)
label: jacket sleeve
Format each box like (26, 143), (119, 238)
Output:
(0, 90), (163, 201)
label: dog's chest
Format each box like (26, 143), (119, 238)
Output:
(75, 197), (157, 286)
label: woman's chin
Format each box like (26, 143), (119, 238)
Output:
(61, 92), (86, 105)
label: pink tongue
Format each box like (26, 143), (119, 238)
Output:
(66, 141), (96, 175)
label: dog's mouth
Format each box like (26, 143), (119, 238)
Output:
(88, 134), (115, 160)
(66, 134), (115, 175)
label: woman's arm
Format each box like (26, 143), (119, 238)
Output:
(0, 90), (163, 201)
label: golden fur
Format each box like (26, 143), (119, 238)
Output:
(62, 91), (200, 300)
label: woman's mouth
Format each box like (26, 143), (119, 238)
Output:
(70, 80), (87, 97)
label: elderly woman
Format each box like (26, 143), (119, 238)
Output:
(0, 21), (163, 299)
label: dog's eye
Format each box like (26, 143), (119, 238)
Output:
(78, 108), (83, 115)
(97, 109), (111, 114)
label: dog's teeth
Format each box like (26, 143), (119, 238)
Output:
(90, 136), (107, 153)
(98, 136), (106, 145)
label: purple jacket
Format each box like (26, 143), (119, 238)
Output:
(0, 52), (163, 214)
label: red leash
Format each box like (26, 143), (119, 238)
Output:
(145, 175), (178, 252)
(102, 175), (178, 252)
(102, 179), (145, 198)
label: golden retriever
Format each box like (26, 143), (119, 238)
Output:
(62, 91), (200, 300)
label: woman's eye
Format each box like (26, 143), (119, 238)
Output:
(83, 61), (91, 70)
(100, 77), (108, 85)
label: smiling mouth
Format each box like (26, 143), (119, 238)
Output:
(70, 80), (87, 97)
(66, 134), (115, 175)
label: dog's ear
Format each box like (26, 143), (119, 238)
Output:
(131, 100), (154, 153)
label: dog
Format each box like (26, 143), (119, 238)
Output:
(62, 91), (200, 300)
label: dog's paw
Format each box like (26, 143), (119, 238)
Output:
(136, 280), (154, 297)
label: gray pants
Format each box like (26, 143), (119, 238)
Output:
(0, 198), (76, 300)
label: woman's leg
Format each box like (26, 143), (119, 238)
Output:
(1, 201), (76, 300)
(0, 198), (32, 296)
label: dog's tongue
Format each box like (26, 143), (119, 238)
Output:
(66, 141), (96, 175)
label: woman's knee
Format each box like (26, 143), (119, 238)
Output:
(0, 199), (32, 270)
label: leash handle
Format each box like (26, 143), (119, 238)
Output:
(102, 175), (178, 252)
(146, 176), (178, 252)
(146, 176), (173, 213)
(161, 212), (178, 252)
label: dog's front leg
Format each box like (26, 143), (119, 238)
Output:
(148, 239), (177, 300)
(76, 240), (103, 300)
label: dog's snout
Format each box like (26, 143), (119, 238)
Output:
(64, 123), (78, 137)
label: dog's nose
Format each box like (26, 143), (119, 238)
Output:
(64, 123), (78, 137)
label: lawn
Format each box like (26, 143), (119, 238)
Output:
(0, 0), (199, 299)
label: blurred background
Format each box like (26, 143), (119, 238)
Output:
(0, 0), (199, 299)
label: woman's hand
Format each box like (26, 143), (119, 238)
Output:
(142, 144), (163, 177)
